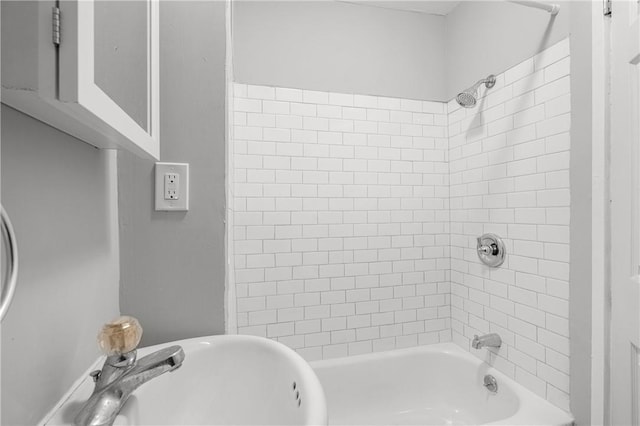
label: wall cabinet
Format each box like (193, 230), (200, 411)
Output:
(1, 0), (159, 160)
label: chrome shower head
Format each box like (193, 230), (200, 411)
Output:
(456, 91), (478, 108)
(456, 75), (496, 108)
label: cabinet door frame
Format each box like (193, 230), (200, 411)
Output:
(58, 0), (160, 159)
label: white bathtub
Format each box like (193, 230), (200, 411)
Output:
(311, 343), (573, 426)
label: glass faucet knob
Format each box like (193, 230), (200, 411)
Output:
(97, 316), (143, 355)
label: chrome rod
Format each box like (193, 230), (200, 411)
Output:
(1, 206), (18, 322)
(509, 1), (560, 15)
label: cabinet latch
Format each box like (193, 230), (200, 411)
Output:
(604, 0), (612, 16)
(52, 6), (61, 46)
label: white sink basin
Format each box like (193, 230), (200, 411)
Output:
(45, 335), (327, 425)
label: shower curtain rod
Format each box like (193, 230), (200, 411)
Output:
(508, 0), (560, 15)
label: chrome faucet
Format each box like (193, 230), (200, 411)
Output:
(472, 333), (502, 349)
(74, 345), (185, 426)
(74, 316), (185, 426)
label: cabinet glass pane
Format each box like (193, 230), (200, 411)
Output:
(94, 0), (148, 131)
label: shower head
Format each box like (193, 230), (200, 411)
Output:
(456, 75), (496, 108)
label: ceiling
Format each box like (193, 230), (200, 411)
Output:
(339, 1), (462, 16)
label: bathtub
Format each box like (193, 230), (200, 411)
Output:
(311, 343), (573, 426)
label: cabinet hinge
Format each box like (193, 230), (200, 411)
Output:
(604, 0), (612, 16)
(52, 6), (61, 46)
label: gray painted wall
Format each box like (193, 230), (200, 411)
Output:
(232, 1), (570, 103)
(118, 1), (227, 346)
(444, 1), (571, 100)
(232, 1), (446, 100)
(1, 106), (120, 425)
(568, 2), (593, 424)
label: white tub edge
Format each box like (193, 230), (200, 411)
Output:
(310, 342), (574, 426)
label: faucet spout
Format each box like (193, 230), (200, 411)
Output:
(472, 333), (502, 350)
(121, 346), (185, 390)
(74, 345), (185, 426)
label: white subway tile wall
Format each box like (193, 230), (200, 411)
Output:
(230, 37), (571, 411)
(448, 38), (571, 410)
(232, 85), (452, 361)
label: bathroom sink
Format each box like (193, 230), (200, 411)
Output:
(45, 335), (327, 425)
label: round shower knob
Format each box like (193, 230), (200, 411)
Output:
(476, 234), (506, 267)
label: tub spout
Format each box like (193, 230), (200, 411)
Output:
(74, 345), (185, 426)
(472, 333), (502, 349)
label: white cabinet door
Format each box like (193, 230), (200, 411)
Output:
(610, 0), (640, 424)
(1, 0), (160, 160)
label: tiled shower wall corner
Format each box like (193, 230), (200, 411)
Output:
(448, 38), (571, 410)
(229, 37), (571, 410)
(231, 86), (452, 360)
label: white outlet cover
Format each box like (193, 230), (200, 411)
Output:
(155, 162), (189, 211)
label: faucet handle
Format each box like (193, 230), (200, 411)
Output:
(97, 316), (143, 356)
(89, 369), (102, 383)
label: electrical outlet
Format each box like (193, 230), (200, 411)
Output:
(164, 173), (179, 200)
(155, 163), (189, 211)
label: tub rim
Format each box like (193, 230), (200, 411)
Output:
(310, 342), (574, 426)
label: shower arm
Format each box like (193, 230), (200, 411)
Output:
(470, 75), (496, 92)
(474, 76), (495, 90)
(508, 1), (560, 15)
